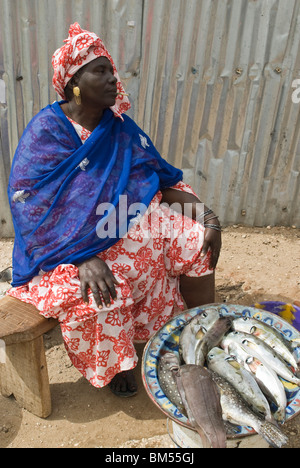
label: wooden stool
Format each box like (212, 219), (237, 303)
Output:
(0, 295), (58, 418)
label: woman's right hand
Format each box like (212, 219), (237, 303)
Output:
(77, 256), (120, 308)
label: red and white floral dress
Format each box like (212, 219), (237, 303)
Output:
(7, 118), (213, 388)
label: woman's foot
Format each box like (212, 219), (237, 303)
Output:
(108, 370), (138, 397)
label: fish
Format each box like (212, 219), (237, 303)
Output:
(206, 347), (273, 421)
(222, 337), (287, 423)
(209, 370), (288, 448)
(180, 315), (233, 366)
(179, 308), (221, 364)
(224, 330), (300, 386)
(157, 352), (186, 415)
(232, 316), (299, 370)
(186, 307), (222, 332)
(176, 364), (227, 448)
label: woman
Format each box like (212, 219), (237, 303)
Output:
(7, 23), (221, 396)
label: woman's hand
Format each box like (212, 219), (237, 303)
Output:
(77, 256), (119, 308)
(201, 223), (222, 270)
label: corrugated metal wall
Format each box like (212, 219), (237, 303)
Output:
(0, 0), (299, 238)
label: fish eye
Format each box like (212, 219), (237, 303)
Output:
(246, 356), (253, 364)
(242, 339), (249, 345)
(250, 326), (256, 333)
(202, 312), (208, 318)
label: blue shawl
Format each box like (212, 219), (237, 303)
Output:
(8, 101), (183, 286)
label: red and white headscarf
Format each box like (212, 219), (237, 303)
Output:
(52, 22), (131, 119)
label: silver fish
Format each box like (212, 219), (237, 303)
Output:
(209, 370), (288, 448)
(222, 338), (287, 423)
(180, 315), (233, 366)
(232, 316), (299, 370)
(225, 330), (300, 385)
(186, 307), (222, 332)
(176, 364), (227, 448)
(207, 347), (273, 421)
(179, 308), (221, 364)
(158, 352), (186, 414)
(179, 307), (220, 364)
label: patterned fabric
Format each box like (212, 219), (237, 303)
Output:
(8, 101), (183, 286)
(8, 189), (212, 387)
(52, 22), (130, 119)
(7, 119), (213, 388)
(66, 115), (91, 142)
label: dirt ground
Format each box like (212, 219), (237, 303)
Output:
(0, 225), (299, 449)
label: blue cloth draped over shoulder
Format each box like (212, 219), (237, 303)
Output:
(8, 101), (183, 286)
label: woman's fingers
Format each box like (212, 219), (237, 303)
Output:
(200, 240), (209, 258)
(201, 228), (222, 269)
(78, 257), (121, 308)
(90, 281), (104, 308)
(80, 280), (90, 305)
(210, 246), (221, 270)
(97, 279), (115, 307)
(106, 276), (119, 301)
(98, 271), (120, 305)
(84, 277), (120, 308)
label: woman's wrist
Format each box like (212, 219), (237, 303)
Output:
(75, 256), (100, 268)
(196, 208), (221, 231)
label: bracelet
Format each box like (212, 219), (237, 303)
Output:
(203, 214), (219, 223)
(196, 210), (220, 226)
(195, 209), (214, 223)
(204, 223), (222, 232)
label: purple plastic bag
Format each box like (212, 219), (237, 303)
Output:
(253, 301), (300, 332)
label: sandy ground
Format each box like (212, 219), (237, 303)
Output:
(0, 225), (299, 449)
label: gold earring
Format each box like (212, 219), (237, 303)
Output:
(73, 86), (81, 105)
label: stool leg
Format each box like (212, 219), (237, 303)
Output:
(0, 336), (52, 418)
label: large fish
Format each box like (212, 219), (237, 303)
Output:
(180, 315), (233, 366)
(232, 316), (299, 370)
(224, 330), (300, 385)
(206, 347), (273, 421)
(176, 364), (227, 448)
(222, 337), (287, 423)
(178, 308), (221, 363)
(209, 370), (288, 448)
(158, 352), (186, 414)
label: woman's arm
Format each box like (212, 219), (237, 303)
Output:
(160, 188), (221, 269)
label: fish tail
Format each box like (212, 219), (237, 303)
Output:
(257, 420), (288, 448)
(194, 427), (215, 449)
(264, 411), (279, 427)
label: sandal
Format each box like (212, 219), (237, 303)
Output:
(108, 370), (138, 397)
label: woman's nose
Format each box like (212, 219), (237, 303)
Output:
(108, 73), (117, 84)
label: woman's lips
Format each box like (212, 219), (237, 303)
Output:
(107, 88), (118, 96)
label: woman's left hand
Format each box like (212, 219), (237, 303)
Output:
(201, 226), (222, 270)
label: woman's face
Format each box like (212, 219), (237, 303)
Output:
(75, 56), (118, 109)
